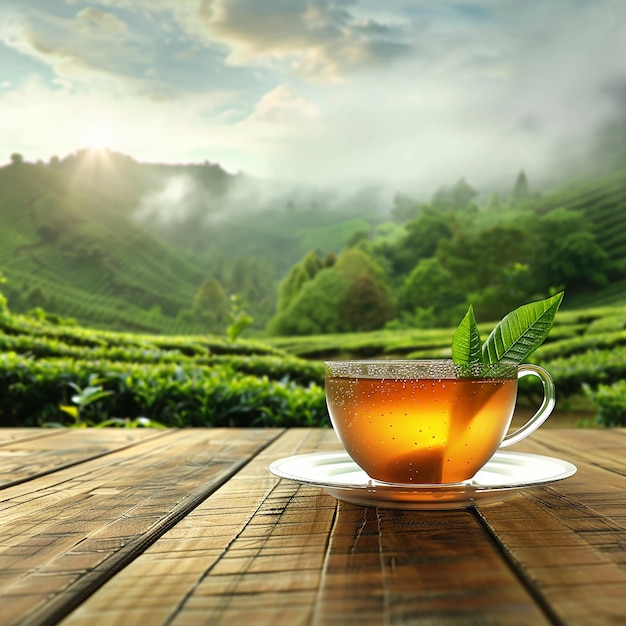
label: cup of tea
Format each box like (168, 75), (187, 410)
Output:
(324, 359), (555, 484)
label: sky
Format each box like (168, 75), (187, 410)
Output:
(1, 0), (626, 191)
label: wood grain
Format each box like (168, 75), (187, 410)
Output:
(0, 428), (281, 626)
(0, 428), (166, 489)
(63, 429), (551, 626)
(1, 427), (623, 626)
(60, 428), (332, 626)
(478, 428), (626, 626)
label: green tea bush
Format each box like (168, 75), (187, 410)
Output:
(1, 299), (626, 428)
(584, 315), (626, 333)
(583, 380), (626, 426)
(533, 330), (626, 360)
(0, 353), (328, 428)
(537, 347), (626, 397)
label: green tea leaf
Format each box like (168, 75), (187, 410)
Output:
(482, 292), (564, 366)
(452, 305), (483, 365)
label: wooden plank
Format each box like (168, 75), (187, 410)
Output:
(0, 428), (167, 489)
(518, 427), (626, 475)
(314, 505), (551, 626)
(60, 428), (328, 626)
(62, 429), (551, 626)
(0, 428), (281, 626)
(0, 429), (63, 446)
(478, 428), (626, 626)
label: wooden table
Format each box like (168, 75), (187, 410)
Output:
(0, 427), (624, 626)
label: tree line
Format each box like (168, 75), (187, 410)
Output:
(5, 153), (618, 338)
(261, 173), (614, 335)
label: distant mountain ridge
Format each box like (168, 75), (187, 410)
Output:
(0, 154), (211, 333)
(1, 149), (625, 334)
(0, 150), (386, 332)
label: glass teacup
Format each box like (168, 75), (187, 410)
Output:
(324, 359), (555, 485)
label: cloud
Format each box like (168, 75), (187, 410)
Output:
(2, 6), (138, 85)
(2, 0), (626, 189)
(226, 0), (626, 186)
(75, 7), (128, 34)
(190, 0), (414, 81)
(245, 85), (320, 124)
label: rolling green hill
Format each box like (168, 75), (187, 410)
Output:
(0, 151), (389, 333)
(0, 159), (208, 333)
(2, 149), (626, 336)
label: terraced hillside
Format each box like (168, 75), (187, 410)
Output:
(0, 300), (624, 427)
(534, 169), (626, 307)
(0, 160), (206, 333)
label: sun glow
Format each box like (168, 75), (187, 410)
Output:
(81, 124), (114, 150)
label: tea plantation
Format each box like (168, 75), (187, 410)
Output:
(0, 300), (625, 428)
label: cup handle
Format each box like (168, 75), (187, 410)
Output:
(499, 364), (556, 448)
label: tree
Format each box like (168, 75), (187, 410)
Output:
(275, 249), (324, 314)
(193, 277), (230, 330)
(391, 192), (422, 223)
(432, 178), (477, 211)
(323, 251), (337, 267)
(386, 207), (456, 275)
(346, 230), (369, 248)
(534, 208), (609, 290)
(437, 225), (539, 319)
(543, 232), (609, 289)
(334, 247), (384, 282)
(342, 274), (394, 332)
(486, 191), (502, 211)
(511, 170), (530, 204)
(438, 225), (537, 292)
(450, 178), (477, 208)
(228, 257), (276, 325)
(301, 249), (324, 279)
(276, 264), (309, 313)
(399, 258), (465, 326)
(267, 269), (350, 336)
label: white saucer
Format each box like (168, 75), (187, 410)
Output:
(268, 450), (577, 510)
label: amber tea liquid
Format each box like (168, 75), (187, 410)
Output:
(326, 375), (518, 484)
